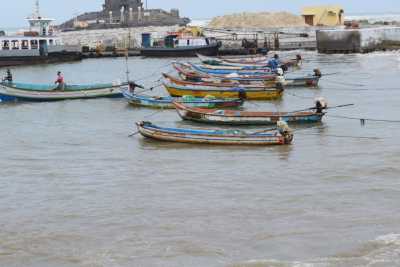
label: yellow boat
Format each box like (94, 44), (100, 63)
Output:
(164, 82), (284, 100)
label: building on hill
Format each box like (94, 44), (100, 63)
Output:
(302, 6), (344, 26)
(59, 0), (190, 31)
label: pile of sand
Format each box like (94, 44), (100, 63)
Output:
(207, 12), (307, 29)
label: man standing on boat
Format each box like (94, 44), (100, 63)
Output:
(55, 71), (65, 90)
(268, 54), (280, 71)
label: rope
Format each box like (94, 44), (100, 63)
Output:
(143, 109), (166, 119)
(133, 62), (173, 83)
(286, 91), (316, 99)
(323, 87), (400, 92)
(328, 115), (400, 124)
(295, 132), (382, 140)
(323, 79), (365, 87)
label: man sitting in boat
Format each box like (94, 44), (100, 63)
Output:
(55, 71), (65, 90)
(2, 69), (13, 83)
(268, 54), (280, 71)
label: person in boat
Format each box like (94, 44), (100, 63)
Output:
(54, 71), (65, 90)
(128, 81), (144, 93)
(315, 97), (328, 114)
(268, 54), (280, 71)
(313, 69), (322, 78)
(2, 69), (13, 82)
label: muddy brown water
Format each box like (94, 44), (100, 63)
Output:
(0, 51), (399, 267)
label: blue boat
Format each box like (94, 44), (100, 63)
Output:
(174, 102), (326, 125)
(190, 63), (274, 76)
(122, 89), (243, 109)
(136, 121), (294, 145)
(0, 81), (124, 102)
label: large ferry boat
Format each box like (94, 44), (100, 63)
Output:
(0, 1), (82, 67)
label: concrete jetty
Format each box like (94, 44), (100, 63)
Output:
(317, 27), (400, 53)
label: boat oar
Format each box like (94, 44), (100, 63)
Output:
(325, 103), (355, 110)
(287, 103), (355, 114)
(250, 127), (277, 135)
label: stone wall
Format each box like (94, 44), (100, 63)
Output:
(317, 27), (400, 53)
(59, 25), (181, 48)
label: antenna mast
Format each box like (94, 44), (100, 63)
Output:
(35, 0), (40, 18)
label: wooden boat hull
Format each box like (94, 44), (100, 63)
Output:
(197, 54), (301, 69)
(163, 73), (277, 89)
(193, 63), (273, 74)
(136, 121), (293, 145)
(0, 82), (123, 102)
(173, 63), (319, 87)
(198, 54), (268, 66)
(122, 89), (243, 109)
(140, 44), (219, 57)
(173, 62), (277, 81)
(174, 102), (325, 125)
(164, 82), (284, 100)
(284, 76), (320, 87)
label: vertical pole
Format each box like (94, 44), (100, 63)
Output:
(125, 50), (130, 83)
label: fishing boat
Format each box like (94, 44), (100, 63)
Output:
(164, 81), (284, 100)
(284, 73), (321, 87)
(0, 81), (124, 102)
(198, 54), (268, 65)
(173, 62), (277, 81)
(194, 63), (274, 72)
(162, 73), (277, 89)
(173, 102), (326, 125)
(197, 54), (302, 69)
(136, 121), (294, 145)
(122, 89), (243, 109)
(173, 63), (321, 87)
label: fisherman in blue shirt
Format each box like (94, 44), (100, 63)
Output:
(268, 54), (280, 71)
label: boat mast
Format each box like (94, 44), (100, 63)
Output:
(35, 0), (40, 18)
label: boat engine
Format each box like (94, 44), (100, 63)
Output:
(315, 97), (328, 113)
(277, 120), (294, 144)
(313, 69), (322, 77)
(275, 68), (285, 84)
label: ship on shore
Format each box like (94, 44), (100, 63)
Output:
(0, 1), (81, 67)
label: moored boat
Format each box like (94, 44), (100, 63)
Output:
(140, 30), (220, 57)
(173, 102), (326, 125)
(0, 81), (124, 102)
(122, 89), (243, 109)
(162, 73), (277, 89)
(173, 62), (277, 81)
(136, 121), (294, 145)
(194, 63), (273, 73)
(173, 63), (321, 87)
(164, 81), (284, 100)
(197, 54), (302, 69)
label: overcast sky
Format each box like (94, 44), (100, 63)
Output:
(1, 0), (399, 27)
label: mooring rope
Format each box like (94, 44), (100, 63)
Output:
(328, 114), (400, 124)
(133, 62), (173, 83)
(295, 132), (382, 140)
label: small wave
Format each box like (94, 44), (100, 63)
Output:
(228, 234), (400, 267)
